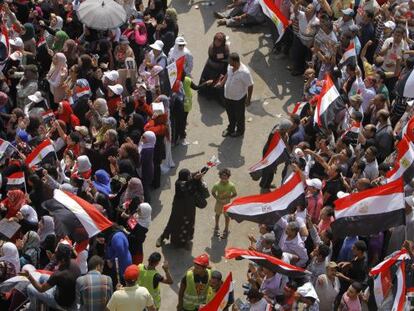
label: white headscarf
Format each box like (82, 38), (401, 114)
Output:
(38, 216), (55, 242)
(0, 242), (20, 272)
(52, 16), (64, 31)
(140, 131), (156, 150)
(47, 52), (67, 87)
(137, 203), (152, 229)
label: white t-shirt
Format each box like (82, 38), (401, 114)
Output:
(381, 37), (409, 73)
(224, 63), (254, 101)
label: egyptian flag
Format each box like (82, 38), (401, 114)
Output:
(392, 260), (407, 311)
(6, 171), (25, 190)
(160, 56), (185, 95)
(25, 139), (55, 168)
(396, 69), (414, 99)
(225, 248), (310, 277)
(42, 189), (112, 243)
(224, 172), (305, 225)
(401, 116), (414, 142)
(370, 249), (409, 308)
(314, 74), (344, 129)
(331, 178), (405, 238)
(290, 102), (310, 119)
(0, 26), (9, 70)
(199, 273), (233, 311)
(248, 131), (288, 173)
(339, 41), (357, 67)
(341, 121), (361, 145)
(41, 110), (55, 125)
(258, 0), (289, 43)
(386, 137), (414, 184)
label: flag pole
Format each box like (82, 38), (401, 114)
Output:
(23, 172), (28, 194)
(115, 257), (121, 286)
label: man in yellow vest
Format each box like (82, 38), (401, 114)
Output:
(177, 253), (211, 311)
(137, 252), (173, 310)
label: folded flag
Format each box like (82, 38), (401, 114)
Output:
(225, 248), (310, 277)
(339, 41), (357, 67)
(199, 273), (233, 311)
(258, 0), (289, 44)
(331, 178), (405, 238)
(248, 131), (288, 173)
(25, 139), (55, 168)
(314, 74), (345, 129)
(386, 137), (414, 184)
(224, 172), (305, 224)
(392, 260), (407, 311)
(42, 189), (113, 243)
(6, 171), (25, 190)
(290, 102), (310, 119)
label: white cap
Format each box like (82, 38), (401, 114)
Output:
(337, 191), (350, 199)
(108, 84), (124, 95)
(294, 147), (305, 159)
(306, 178), (322, 190)
(152, 102), (165, 116)
(103, 70), (119, 82)
(9, 37), (24, 48)
(150, 40), (164, 51)
(175, 36), (187, 45)
(384, 21), (396, 30)
(407, 99), (414, 107)
(341, 8), (354, 16)
(28, 91), (44, 103)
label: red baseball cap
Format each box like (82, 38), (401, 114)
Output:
(193, 254), (209, 267)
(124, 265), (139, 281)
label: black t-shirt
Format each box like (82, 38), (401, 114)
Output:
(324, 178), (344, 206)
(349, 256), (367, 284)
(47, 260), (81, 307)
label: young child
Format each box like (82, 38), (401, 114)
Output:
(211, 168), (237, 238)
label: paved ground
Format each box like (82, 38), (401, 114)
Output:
(143, 1), (303, 308)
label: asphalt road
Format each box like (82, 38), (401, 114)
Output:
(143, 1), (303, 308)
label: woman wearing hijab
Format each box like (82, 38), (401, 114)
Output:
(121, 177), (144, 205)
(93, 169), (112, 196)
(0, 189), (26, 219)
(0, 242), (20, 281)
(71, 78), (92, 125)
(55, 100), (80, 129)
(52, 30), (69, 52)
(18, 231), (41, 268)
(157, 95), (175, 172)
(21, 23), (37, 57)
(168, 36), (193, 75)
(139, 131), (155, 202)
(47, 52), (68, 104)
(156, 169), (209, 248)
(37, 216), (55, 243)
(125, 202), (152, 264)
(199, 32), (229, 99)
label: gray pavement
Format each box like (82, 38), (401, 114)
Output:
(143, 1), (303, 309)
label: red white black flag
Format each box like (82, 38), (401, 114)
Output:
(386, 137), (414, 184)
(331, 178), (405, 238)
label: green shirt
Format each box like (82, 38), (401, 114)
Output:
(211, 181), (237, 205)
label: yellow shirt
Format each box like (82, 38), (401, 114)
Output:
(106, 285), (154, 311)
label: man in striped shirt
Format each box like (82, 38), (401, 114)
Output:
(76, 256), (113, 311)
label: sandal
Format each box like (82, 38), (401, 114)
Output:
(221, 230), (229, 239)
(214, 226), (220, 237)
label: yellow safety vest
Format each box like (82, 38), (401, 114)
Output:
(137, 264), (161, 308)
(182, 269), (211, 311)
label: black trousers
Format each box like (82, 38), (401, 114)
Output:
(225, 96), (246, 134)
(290, 35), (311, 74)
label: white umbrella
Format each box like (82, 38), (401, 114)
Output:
(77, 0), (127, 30)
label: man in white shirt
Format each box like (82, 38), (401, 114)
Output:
(216, 53), (254, 137)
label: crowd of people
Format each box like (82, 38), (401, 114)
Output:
(0, 0), (413, 310)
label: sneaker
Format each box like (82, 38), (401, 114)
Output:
(214, 11), (225, 19)
(222, 129), (233, 137)
(156, 236), (164, 248)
